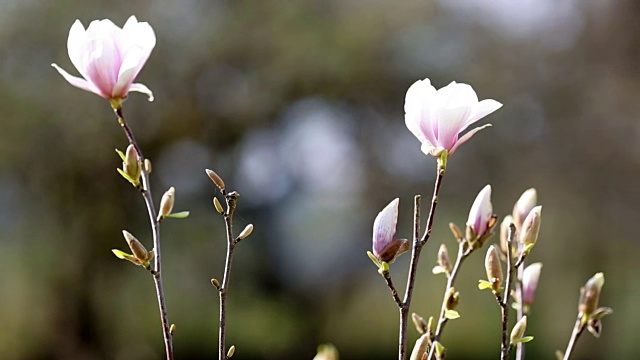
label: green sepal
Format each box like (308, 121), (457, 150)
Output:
(166, 211), (190, 219)
(512, 336), (534, 344)
(367, 251), (381, 268)
(478, 280), (493, 290)
(112, 249), (141, 265)
(522, 243), (535, 256)
(380, 261), (390, 272)
(117, 168), (139, 187)
(432, 265), (447, 275)
(115, 148), (126, 161)
(444, 309), (460, 320)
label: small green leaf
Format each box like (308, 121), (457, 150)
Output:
(112, 249), (130, 259)
(513, 336), (534, 344)
(478, 280), (493, 290)
(444, 309), (460, 320)
(432, 265), (447, 275)
(166, 211), (190, 219)
(117, 168), (139, 186)
(380, 261), (389, 272)
(115, 148), (126, 161)
(367, 251), (381, 267)
(523, 243), (535, 256)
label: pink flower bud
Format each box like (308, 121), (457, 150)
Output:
(513, 188), (537, 228)
(467, 185), (493, 237)
(372, 198), (410, 263)
(522, 262), (543, 306)
(52, 16), (155, 101)
(404, 78), (502, 156)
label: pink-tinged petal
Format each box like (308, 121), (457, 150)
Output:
(67, 20), (90, 78)
(467, 185), (492, 236)
(51, 63), (103, 96)
(405, 79), (438, 146)
(461, 99), (503, 131)
(523, 262), (542, 305)
(439, 82), (478, 110)
(128, 83), (154, 101)
(436, 105), (474, 150)
(449, 123), (492, 155)
(420, 141), (438, 156)
(83, 32), (122, 96)
(113, 46), (146, 97)
(372, 198), (399, 257)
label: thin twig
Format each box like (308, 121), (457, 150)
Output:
(218, 189), (238, 360)
(562, 314), (586, 360)
(500, 224), (517, 360)
(515, 262), (526, 360)
(382, 270), (403, 308)
(113, 105), (174, 360)
(426, 241), (471, 360)
(396, 165), (445, 360)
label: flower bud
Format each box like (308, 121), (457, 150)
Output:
(238, 224), (254, 240)
(412, 313), (428, 335)
(205, 168), (226, 190)
(518, 206), (542, 246)
(510, 316), (528, 344)
(144, 158), (152, 173)
(437, 244), (452, 274)
(449, 222), (463, 240)
(409, 334), (430, 360)
(213, 197), (225, 214)
(170, 324), (176, 335)
(227, 345), (235, 358)
(445, 287), (460, 310)
(372, 198), (410, 263)
(158, 187), (175, 221)
(124, 144), (140, 183)
(466, 185), (493, 239)
(500, 215), (513, 257)
(522, 263), (543, 307)
(513, 188), (537, 228)
(579, 272), (605, 316)
(122, 230), (148, 262)
(485, 245), (503, 291)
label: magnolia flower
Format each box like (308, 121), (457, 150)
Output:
(52, 16), (156, 101)
(522, 262), (543, 306)
(467, 185), (493, 237)
(372, 198), (409, 263)
(405, 78), (502, 156)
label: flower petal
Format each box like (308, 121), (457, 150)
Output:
(449, 124), (492, 155)
(67, 20), (90, 79)
(438, 82), (478, 110)
(128, 82), (154, 101)
(467, 185), (492, 236)
(51, 63), (103, 96)
(373, 198), (399, 257)
(436, 105), (474, 150)
(461, 99), (503, 131)
(405, 79), (438, 146)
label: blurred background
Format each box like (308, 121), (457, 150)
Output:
(0, 0), (638, 359)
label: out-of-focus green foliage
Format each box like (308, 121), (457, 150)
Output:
(0, 0), (638, 359)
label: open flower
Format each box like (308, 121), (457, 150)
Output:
(52, 16), (156, 101)
(372, 198), (409, 263)
(404, 78), (502, 156)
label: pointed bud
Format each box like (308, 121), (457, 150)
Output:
(206, 169), (226, 191)
(485, 245), (503, 292)
(227, 345), (235, 358)
(433, 341), (446, 360)
(213, 197), (225, 214)
(437, 244), (452, 274)
(500, 215), (514, 257)
(467, 185), (493, 238)
(144, 158), (152, 174)
(409, 333), (430, 360)
(238, 224), (254, 240)
(211, 278), (221, 290)
(170, 324), (176, 335)
(372, 199), (409, 263)
(510, 316), (528, 344)
(158, 187), (176, 221)
(122, 230), (148, 263)
(519, 206), (542, 246)
(523, 263), (543, 307)
(445, 287), (460, 310)
(579, 272), (605, 316)
(412, 313), (428, 335)
(449, 222), (463, 240)
(124, 144), (141, 183)
(513, 188), (537, 228)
